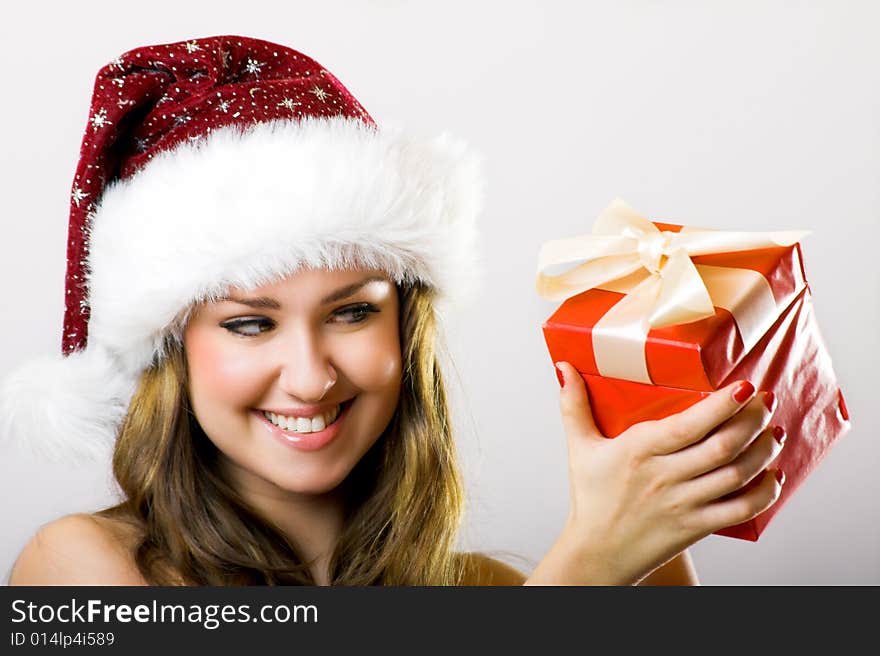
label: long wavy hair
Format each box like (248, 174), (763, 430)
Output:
(97, 280), (476, 585)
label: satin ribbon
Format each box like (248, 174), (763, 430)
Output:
(536, 198), (809, 383)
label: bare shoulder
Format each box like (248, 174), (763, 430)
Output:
(459, 552), (528, 586)
(9, 513), (147, 586)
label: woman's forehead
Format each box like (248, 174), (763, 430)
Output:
(222, 267), (394, 301)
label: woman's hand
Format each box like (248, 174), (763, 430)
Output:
(532, 361), (785, 586)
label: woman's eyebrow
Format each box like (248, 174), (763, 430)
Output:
(220, 296), (281, 310)
(219, 275), (389, 309)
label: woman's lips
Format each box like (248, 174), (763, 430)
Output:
(254, 398), (354, 452)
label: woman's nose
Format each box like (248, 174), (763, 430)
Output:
(275, 334), (338, 402)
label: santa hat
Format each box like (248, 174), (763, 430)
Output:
(0, 35), (484, 461)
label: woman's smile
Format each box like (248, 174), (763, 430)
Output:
(252, 397), (357, 452)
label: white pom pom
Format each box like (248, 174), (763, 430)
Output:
(0, 346), (136, 462)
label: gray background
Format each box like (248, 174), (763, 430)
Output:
(1, 1), (877, 584)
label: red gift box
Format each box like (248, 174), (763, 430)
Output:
(538, 201), (850, 541)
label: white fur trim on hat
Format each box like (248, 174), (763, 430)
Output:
(89, 115), (485, 373)
(0, 346), (136, 462)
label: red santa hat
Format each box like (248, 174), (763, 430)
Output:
(0, 35), (484, 460)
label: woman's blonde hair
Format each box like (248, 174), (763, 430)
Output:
(97, 280), (474, 585)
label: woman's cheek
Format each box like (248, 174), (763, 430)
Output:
(343, 329), (401, 391)
(187, 330), (269, 409)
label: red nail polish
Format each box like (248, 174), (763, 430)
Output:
(838, 389), (849, 422)
(762, 391), (775, 411)
(733, 381), (755, 404)
(774, 469), (786, 486)
(772, 425), (786, 445)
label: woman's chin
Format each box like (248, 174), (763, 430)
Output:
(264, 468), (350, 496)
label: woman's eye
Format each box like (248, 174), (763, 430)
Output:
(332, 303), (380, 324)
(220, 317), (275, 337)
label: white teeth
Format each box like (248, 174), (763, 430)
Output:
(311, 414), (326, 432)
(262, 404), (341, 433)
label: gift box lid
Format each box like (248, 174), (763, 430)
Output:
(541, 222), (809, 391)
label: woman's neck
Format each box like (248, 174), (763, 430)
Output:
(218, 458), (347, 584)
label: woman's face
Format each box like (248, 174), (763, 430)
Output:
(183, 267), (402, 496)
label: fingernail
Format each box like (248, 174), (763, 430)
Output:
(762, 391), (775, 412)
(774, 469), (786, 486)
(772, 425), (786, 446)
(733, 381), (755, 404)
(837, 389), (849, 422)
(555, 362), (566, 388)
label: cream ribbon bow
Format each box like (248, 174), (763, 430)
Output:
(536, 198), (810, 383)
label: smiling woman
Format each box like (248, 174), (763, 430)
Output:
(75, 271), (482, 585)
(7, 273), (503, 585)
(2, 35), (499, 586)
(174, 270), (406, 581)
